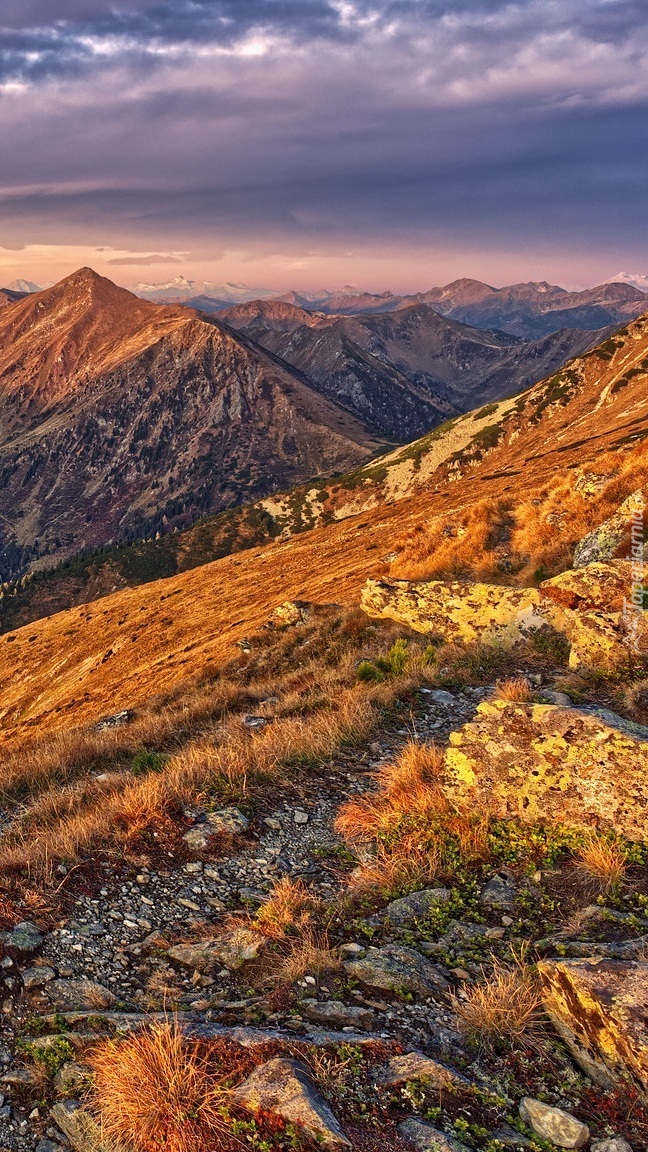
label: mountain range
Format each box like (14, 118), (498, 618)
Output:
(186, 277), (647, 340)
(0, 267), (641, 583)
(2, 306), (647, 735)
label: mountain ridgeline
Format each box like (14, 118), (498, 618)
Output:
(0, 267), (643, 583)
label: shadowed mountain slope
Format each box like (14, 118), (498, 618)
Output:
(220, 299), (606, 430)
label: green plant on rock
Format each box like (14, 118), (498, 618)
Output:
(21, 1036), (75, 1078)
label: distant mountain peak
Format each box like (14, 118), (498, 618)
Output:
(611, 271), (648, 293)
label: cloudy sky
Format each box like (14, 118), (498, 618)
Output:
(0, 0), (647, 291)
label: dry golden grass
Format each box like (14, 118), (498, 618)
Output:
(453, 961), (544, 1048)
(575, 833), (628, 895)
(89, 1021), (229, 1152)
(494, 677), (532, 702)
(623, 679), (648, 723)
(0, 609), (425, 885)
(346, 838), (440, 900)
(390, 444), (648, 587)
(273, 930), (342, 984)
(255, 877), (317, 938)
(335, 741), (444, 843)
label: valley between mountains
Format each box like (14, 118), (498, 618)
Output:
(0, 271), (647, 1152)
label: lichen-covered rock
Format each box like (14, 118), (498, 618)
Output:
(267, 600), (311, 628)
(361, 578), (547, 647)
(538, 958), (648, 1094)
(0, 920), (44, 959)
(519, 1098), (589, 1149)
(573, 490), (647, 568)
(344, 944), (450, 998)
(167, 926), (266, 972)
(441, 700), (648, 839)
(232, 1057), (350, 1147)
(361, 560), (646, 672)
(397, 1117), (470, 1151)
(540, 561), (648, 670)
(373, 1051), (469, 1089)
(368, 888), (451, 928)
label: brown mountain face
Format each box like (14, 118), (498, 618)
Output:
(0, 270), (384, 577)
(220, 299), (607, 426)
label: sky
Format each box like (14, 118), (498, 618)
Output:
(0, 0), (647, 292)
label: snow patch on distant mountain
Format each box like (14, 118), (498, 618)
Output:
(6, 278), (43, 293)
(133, 277), (275, 303)
(610, 272), (648, 293)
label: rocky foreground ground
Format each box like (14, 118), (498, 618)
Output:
(1, 669), (646, 1152)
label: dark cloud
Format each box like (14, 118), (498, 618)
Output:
(0, 0), (646, 280)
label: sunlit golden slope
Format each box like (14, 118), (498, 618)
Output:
(1, 311), (647, 749)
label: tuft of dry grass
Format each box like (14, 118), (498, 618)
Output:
(623, 679), (648, 723)
(494, 677), (532, 702)
(453, 961), (544, 1049)
(346, 838), (440, 901)
(575, 833), (628, 895)
(335, 741), (444, 843)
(89, 1020), (230, 1152)
(255, 877), (317, 938)
(273, 930), (342, 984)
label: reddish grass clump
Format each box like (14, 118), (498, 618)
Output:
(89, 1021), (229, 1152)
(494, 677), (532, 702)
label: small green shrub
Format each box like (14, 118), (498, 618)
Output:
(131, 750), (167, 776)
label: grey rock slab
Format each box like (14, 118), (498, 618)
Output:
(422, 690), (460, 706)
(479, 873), (517, 913)
(369, 888), (451, 928)
(51, 1100), (128, 1152)
(22, 966), (56, 990)
(591, 1140), (634, 1152)
(232, 1057), (351, 1147)
(0, 920), (44, 958)
(53, 1061), (91, 1094)
(301, 999), (375, 1031)
(490, 1123), (533, 1148)
(397, 1117), (470, 1151)
(167, 927), (266, 972)
(373, 1051), (470, 1089)
(519, 1098), (589, 1149)
(345, 944), (451, 998)
(206, 807), (249, 834)
(1, 1067), (40, 1086)
(45, 978), (116, 1011)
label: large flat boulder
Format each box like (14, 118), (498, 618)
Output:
(361, 578), (547, 647)
(361, 560), (647, 672)
(441, 700), (648, 839)
(538, 958), (648, 1095)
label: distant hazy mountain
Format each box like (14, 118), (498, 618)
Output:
(220, 298), (609, 436)
(272, 278), (646, 339)
(133, 276), (275, 304)
(5, 278), (42, 293)
(611, 271), (648, 293)
(0, 270), (383, 577)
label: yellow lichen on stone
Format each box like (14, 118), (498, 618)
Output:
(440, 701), (648, 839)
